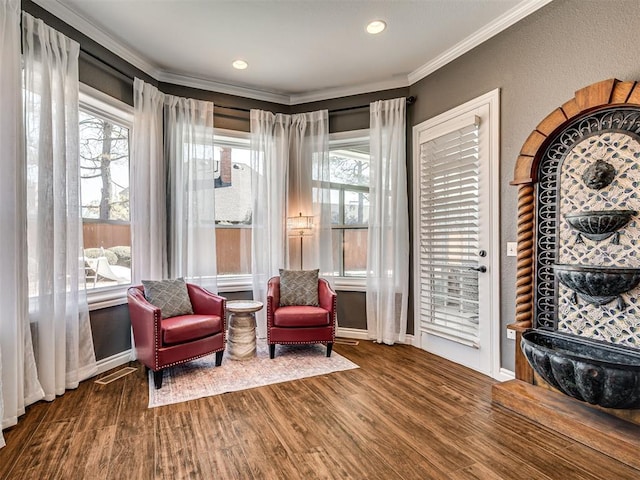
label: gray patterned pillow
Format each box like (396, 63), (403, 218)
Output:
(142, 278), (194, 319)
(279, 269), (319, 306)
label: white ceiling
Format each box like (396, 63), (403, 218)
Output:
(34, 0), (552, 104)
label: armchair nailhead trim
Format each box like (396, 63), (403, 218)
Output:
(154, 311), (160, 370)
(222, 298), (227, 344)
(271, 340), (331, 346)
(159, 346), (225, 369)
(332, 294), (337, 337)
(267, 293), (272, 345)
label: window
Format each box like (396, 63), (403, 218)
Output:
(79, 85), (133, 293)
(328, 131), (370, 278)
(214, 130), (252, 279)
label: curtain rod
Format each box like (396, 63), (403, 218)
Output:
(215, 96), (416, 115)
(330, 96), (416, 114)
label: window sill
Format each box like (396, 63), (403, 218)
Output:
(87, 285), (130, 311)
(217, 275), (253, 293)
(334, 277), (366, 292)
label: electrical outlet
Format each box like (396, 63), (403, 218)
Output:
(506, 242), (517, 257)
(507, 328), (516, 340)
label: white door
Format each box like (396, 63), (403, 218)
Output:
(412, 90), (500, 378)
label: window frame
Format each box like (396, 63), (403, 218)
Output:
(328, 129), (370, 291)
(79, 83), (133, 310)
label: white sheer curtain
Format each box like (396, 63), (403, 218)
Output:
(131, 78), (166, 282)
(289, 111), (333, 278)
(250, 110), (290, 338)
(366, 98), (409, 345)
(165, 96), (217, 291)
(0, 0), (43, 449)
(23, 12), (97, 399)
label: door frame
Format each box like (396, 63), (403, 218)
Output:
(411, 88), (503, 380)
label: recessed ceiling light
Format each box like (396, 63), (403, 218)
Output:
(366, 20), (386, 35)
(232, 59), (248, 70)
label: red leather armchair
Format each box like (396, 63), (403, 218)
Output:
(127, 283), (226, 389)
(266, 276), (336, 359)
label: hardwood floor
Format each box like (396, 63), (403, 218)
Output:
(1, 341), (639, 480)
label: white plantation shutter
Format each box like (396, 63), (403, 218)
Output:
(419, 115), (481, 347)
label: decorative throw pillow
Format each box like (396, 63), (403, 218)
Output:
(142, 278), (194, 319)
(279, 269), (319, 306)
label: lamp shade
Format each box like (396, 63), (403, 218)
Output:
(287, 212), (314, 236)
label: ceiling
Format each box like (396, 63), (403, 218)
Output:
(34, 0), (552, 104)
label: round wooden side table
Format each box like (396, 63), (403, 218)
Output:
(226, 300), (263, 361)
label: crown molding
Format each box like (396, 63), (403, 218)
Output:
(157, 72), (409, 106)
(32, 0), (161, 78)
(407, 0), (554, 85)
(156, 71), (291, 105)
(289, 77), (410, 105)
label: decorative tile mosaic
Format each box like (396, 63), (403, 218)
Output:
(557, 131), (640, 348)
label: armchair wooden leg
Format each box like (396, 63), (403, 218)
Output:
(153, 369), (163, 389)
(215, 350), (224, 366)
(326, 342), (333, 357)
(269, 344), (276, 359)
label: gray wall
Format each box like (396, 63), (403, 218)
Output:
(336, 291), (368, 330)
(408, 0), (640, 370)
(90, 305), (131, 358)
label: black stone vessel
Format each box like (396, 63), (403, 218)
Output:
(565, 209), (636, 242)
(554, 264), (640, 307)
(521, 330), (640, 408)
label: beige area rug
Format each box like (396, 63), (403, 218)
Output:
(148, 339), (359, 408)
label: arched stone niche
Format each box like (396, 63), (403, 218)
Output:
(509, 79), (640, 382)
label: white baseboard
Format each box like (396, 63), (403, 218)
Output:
(496, 367), (515, 382)
(336, 327), (369, 340)
(96, 349), (133, 375)
(404, 334), (416, 346)
(336, 327), (416, 346)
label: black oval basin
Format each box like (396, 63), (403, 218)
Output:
(521, 330), (640, 408)
(554, 264), (640, 307)
(565, 209), (636, 241)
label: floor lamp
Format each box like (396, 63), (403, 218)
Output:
(287, 212), (314, 269)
